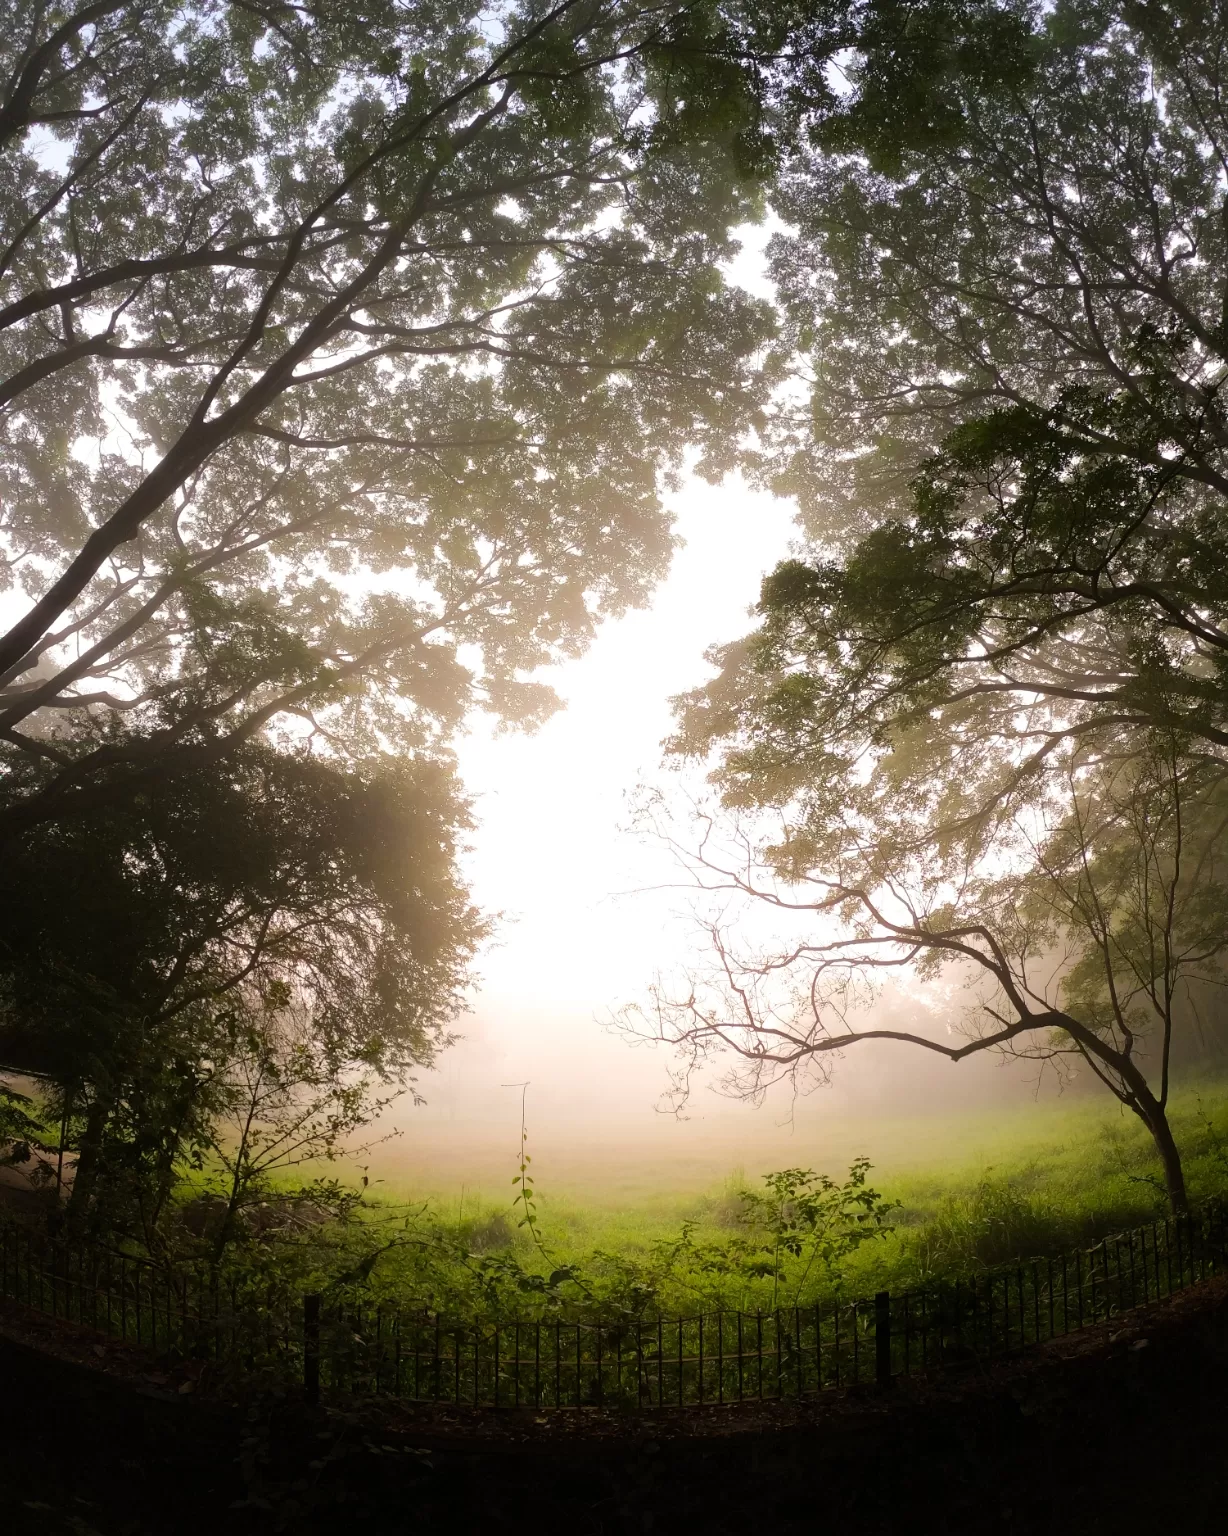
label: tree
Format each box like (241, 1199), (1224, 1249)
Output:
(632, 730), (1228, 1211)
(0, 741), (481, 1239)
(0, 1081), (44, 1171)
(0, 0), (792, 836)
(745, 0), (1228, 767)
(631, 2), (1228, 1212)
(197, 994), (403, 1263)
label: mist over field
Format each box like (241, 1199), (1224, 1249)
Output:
(365, 996), (1092, 1206)
(348, 470), (1102, 1210)
(354, 476), (1089, 1207)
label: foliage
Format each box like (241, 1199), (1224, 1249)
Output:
(695, 0), (1228, 776)
(648, 0), (1228, 1215)
(0, 743), (482, 1242)
(728, 1159), (897, 1300)
(196, 1154), (898, 1323)
(0, 1081), (45, 1169)
(677, 0), (1228, 814)
(0, 0), (798, 836)
(899, 1178), (1060, 1281)
(195, 1006), (408, 1262)
(769, 0), (1228, 535)
(151, 1077), (1228, 1325)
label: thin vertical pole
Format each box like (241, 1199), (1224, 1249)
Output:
(1047, 1257), (1055, 1340)
(1075, 1250), (1084, 1329)
(833, 1300), (841, 1387)
(920, 1290), (928, 1373)
(986, 1276), (994, 1360)
(874, 1292), (891, 1387)
(303, 1294), (321, 1405)
(657, 1317), (664, 1408)
(852, 1300), (860, 1383)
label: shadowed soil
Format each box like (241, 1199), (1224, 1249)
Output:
(3, 1278), (1227, 1534)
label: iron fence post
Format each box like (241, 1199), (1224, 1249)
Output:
(303, 1292), (321, 1405)
(875, 1291), (892, 1387)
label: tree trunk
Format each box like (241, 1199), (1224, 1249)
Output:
(1129, 1086), (1188, 1215)
(145, 1081), (202, 1242)
(212, 1154), (251, 1265)
(1062, 1015), (1190, 1215)
(65, 1097), (108, 1230)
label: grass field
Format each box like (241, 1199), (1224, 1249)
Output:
(313, 1071), (1228, 1316)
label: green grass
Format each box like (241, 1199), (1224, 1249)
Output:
(330, 1074), (1228, 1311)
(187, 1073), (1228, 1320)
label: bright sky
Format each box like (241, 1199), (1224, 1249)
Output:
(421, 473), (798, 1121)
(454, 230), (790, 1008)
(460, 475), (796, 1005)
(379, 228), (1059, 1179)
(381, 229), (815, 1142)
(390, 471), (1060, 1184)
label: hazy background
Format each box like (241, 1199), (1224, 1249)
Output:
(0, 220), (1089, 1212)
(369, 469), (1084, 1207)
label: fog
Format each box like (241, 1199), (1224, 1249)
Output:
(367, 473), (1087, 1204)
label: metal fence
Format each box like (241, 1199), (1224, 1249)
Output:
(2, 1201), (1225, 1410)
(0, 1220), (299, 1380)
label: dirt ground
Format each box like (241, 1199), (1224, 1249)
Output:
(3, 1277), (1228, 1535)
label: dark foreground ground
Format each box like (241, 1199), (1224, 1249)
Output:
(4, 1278), (1227, 1536)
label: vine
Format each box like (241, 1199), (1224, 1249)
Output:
(504, 1080), (552, 1262)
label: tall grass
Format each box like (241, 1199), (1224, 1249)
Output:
(186, 1075), (1228, 1320)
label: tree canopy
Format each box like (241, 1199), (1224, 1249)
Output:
(728, 0), (1228, 776)
(0, 0), (800, 834)
(0, 742), (480, 1236)
(648, 0), (1228, 1211)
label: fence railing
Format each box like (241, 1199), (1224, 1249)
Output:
(2, 1201), (1225, 1410)
(0, 1220), (300, 1380)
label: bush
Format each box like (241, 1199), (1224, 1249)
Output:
(900, 1180), (1061, 1279)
